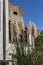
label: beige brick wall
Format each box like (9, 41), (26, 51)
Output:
(9, 2), (23, 23)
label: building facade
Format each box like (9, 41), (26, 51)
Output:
(9, 2), (23, 23)
(0, 0), (24, 64)
(9, 2), (24, 43)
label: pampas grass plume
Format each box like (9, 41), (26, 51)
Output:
(20, 20), (25, 32)
(11, 22), (20, 36)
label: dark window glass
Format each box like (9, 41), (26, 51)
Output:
(13, 11), (18, 15)
(9, 20), (11, 42)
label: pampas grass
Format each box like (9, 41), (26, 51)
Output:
(14, 22), (20, 35)
(28, 21), (32, 34)
(11, 22), (20, 36)
(28, 22), (37, 38)
(19, 20), (25, 32)
(32, 22), (37, 38)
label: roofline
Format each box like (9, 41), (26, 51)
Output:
(9, 2), (23, 10)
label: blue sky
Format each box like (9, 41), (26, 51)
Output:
(9, 0), (43, 30)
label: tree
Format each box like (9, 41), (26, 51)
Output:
(35, 30), (43, 47)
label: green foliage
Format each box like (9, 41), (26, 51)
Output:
(35, 30), (43, 47)
(13, 42), (43, 65)
(12, 30), (43, 65)
(13, 41), (33, 65)
(12, 62), (14, 65)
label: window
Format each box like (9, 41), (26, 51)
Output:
(9, 20), (11, 42)
(13, 11), (18, 15)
